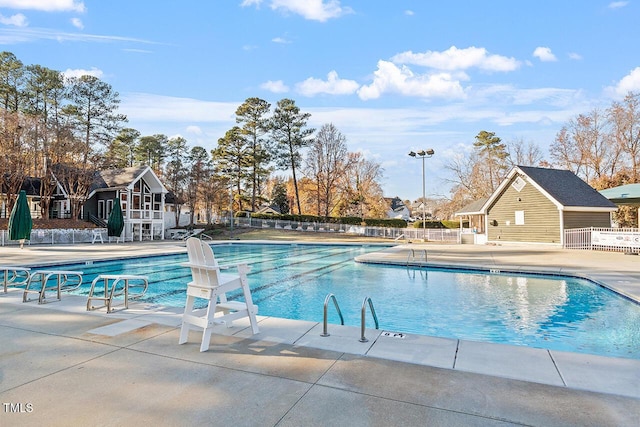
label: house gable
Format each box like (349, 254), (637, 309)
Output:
(89, 166), (167, 198)
(481, 166), (616, 244)
(487, 172), (562, 243)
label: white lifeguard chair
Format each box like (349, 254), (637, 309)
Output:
(179, 237), (259, 352)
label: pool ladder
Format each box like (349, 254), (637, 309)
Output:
(321, 294), (379, 343)
(407, 248), (427, 264)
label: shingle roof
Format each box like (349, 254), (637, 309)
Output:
(455, 197), (489, 215)
(91, 166), (149, 192)
(517, 166), (617, 208)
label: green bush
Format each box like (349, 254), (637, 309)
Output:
(246, 213), (407, 228)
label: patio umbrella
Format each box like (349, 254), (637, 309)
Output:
(8, 190), (33, 249)
(107, 198), (124, 240)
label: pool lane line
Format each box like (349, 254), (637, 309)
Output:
(137, 251), (358, 307)
(64, 245), (371, 302)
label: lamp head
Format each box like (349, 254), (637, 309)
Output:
(408, 151), (416, 157)
(426, 148), (435, 156)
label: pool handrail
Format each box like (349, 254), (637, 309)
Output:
(359, 296), (379, 343)
(321, 293), (344, 337)
(1, 266), (31, 293)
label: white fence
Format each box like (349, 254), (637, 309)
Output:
(564, 227), (640, 253)
(231, 217), (460, 242)
(1, 228), (106, 246)
(0, 219), (461, 246)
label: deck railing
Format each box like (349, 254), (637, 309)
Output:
(128, 209), (163, 220)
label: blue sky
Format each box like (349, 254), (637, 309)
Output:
(1, 1), (639, 200)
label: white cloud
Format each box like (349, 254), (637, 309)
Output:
(260, 79), (289, 93)
(271, 36), (291, 44)
(62, 67), (103, 79)
(296, 70), (359, 96)
(404, 10), (414, 16)
(71, 17), (83, 29)
(611, 67), (640, 96)
(392, 46), (520, 72)
(244, 0), (352, 22)
(0, 0), (85, 12)
(0, 27), (157, 45)
(0, 13), (27, 27)
(186, 125), (203, 135)
(533, 47), (557, 62)
(357, 60), (467, 100)
(121, 93), (238, 123)
(608, 1), (629, 9)
(568, 52), (582, 60)
(123, 48), (152, 54)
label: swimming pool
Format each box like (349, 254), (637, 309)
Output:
(57, 243), (640, 359)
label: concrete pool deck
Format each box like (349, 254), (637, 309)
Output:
(1, 240), (639, 426)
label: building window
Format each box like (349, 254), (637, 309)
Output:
(512, 176), (526, 192)
(515, 210), (525, 225)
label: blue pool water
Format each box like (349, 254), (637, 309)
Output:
(56, 243), (640, 359)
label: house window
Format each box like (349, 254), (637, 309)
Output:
(515, 210), (525, 225)
(512, 176), (526, 192)
(98, 200), (104, 219)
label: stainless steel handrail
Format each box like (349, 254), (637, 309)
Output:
(320, 293), (344, 337)
(407, 248), (428, 264)
(359, 296), (379, 343)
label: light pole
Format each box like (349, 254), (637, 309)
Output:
(408, 149), (435, 240)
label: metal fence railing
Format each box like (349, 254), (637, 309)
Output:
(230, 217), (461, 243)
(564, 227), (640, 253)
(1, 219), (462, 246)
(1, 228), (106, 246)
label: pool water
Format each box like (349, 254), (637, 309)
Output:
(58, 243), (640, 359)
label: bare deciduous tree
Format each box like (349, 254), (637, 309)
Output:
(304, 123), (349, 217)
(609, 92), (640, 181)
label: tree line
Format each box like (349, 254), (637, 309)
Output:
(0, 51), (386, 224)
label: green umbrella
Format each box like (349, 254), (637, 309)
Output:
(107, 198), (124, 239)
(8, 190), (33, 249)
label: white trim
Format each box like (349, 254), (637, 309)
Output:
(561, 206), (618, 212)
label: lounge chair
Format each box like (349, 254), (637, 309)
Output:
(179, 237), (259, 352)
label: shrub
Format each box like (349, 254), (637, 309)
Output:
(244, 213), (407, 228)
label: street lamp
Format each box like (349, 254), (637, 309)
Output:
(408, 149), (435, 240)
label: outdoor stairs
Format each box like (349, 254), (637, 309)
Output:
(88, 214), (107, 228)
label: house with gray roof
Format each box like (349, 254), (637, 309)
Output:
(385, 197), (411, 220)
(85, 166), (168, 241)
(455, 166), (617, 245)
